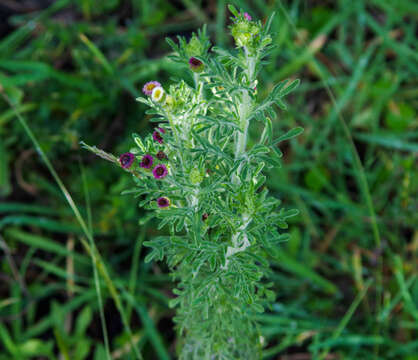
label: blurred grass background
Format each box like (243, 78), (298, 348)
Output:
(0, 0), (417, 359)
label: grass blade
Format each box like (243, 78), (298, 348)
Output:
(1, 91), (142, 360)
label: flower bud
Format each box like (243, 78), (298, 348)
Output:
(185, 35), (204, 57)
(152, 128), (165, 144)
(156, 150), (167, 160)
(188, 57), (204, 73)
(189, 168), (204, 184)
(157, 197), (170, 208)
(261, 35), (272, 48)
(231, 19), (261, 48)
(140, 154), (154, 169)
(235, 32), (252, 47)
(164, 95), (175, 109)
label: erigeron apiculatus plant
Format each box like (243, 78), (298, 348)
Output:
(83, 5), (303, 359)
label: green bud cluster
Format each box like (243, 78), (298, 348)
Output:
(185, 35), (205, 57)
(189, 168), (204, 184)
(230, 19), (260, 48)
(228, 6), (272, 56)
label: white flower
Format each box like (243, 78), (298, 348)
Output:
(151, 86), (165, 102)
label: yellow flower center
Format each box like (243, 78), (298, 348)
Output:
(146, 83), (157, 92)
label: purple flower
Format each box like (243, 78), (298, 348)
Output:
(152, 164), (168, 179)
(119, 152), (135, 169)
(243, 12), (252, 21)
(152, 128), (165, 144)
(156, 150), (167, 160)
(157, 197), (170, 208)
(202, 213), (209, 221)
(140, 154), (154, 169)
(188, 57), (204, 73)
(142, 81), (161, 96)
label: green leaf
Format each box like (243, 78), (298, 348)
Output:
(5, 228), (90, 265)
(274, 251), (339, 294)
(0, 138), (11, 197)
(0, 323), (17, 356)
(281, 209), (299, 219)
(272, 127), (304, 145)
(19, 339), (53, 357)
(304, 166), (330, 192)
(227, 4), (239, 17)
(75, 307), (93, 337)
(354, 131), (418, 152)
(259, 117), (273, 144)
(165, 37), (179, 53)
(79, 34), (113, 75)
(385, 102), (416, 131)
(279, 79), (300, 97)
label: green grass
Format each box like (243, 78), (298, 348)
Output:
(0, 0), (417, 359)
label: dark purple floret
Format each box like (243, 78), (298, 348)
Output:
(140, 154), (154, 169)
(202, 213), (209, 221)
(188, 57), (204, 73)
(157, 197), (170, 208)
(156, 151), (167, 160)
(152, 128), (165, 144)
(152, 164), (168, 179)
(119, 152), (135, 169)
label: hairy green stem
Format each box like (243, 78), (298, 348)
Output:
(225, 48), (256, 269)
(234, 48), (254, 161)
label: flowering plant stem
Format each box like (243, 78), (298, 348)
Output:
(83, 5), (303, 359)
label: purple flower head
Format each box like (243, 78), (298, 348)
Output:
(202, 213), (209, 221)
(152, 128), (165, 144)
(140, 154), (154, 169)
(243, 12), (252, 21)
(157, 197), (170, 208)
(142, 81), (161, 96)
(119, 152), (135, 169)
(153, 164), (168, 179)
(188, 57), (204, 73)
(156, 150), (167, 160)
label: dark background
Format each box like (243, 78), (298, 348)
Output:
(0, 0), (417, 359)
